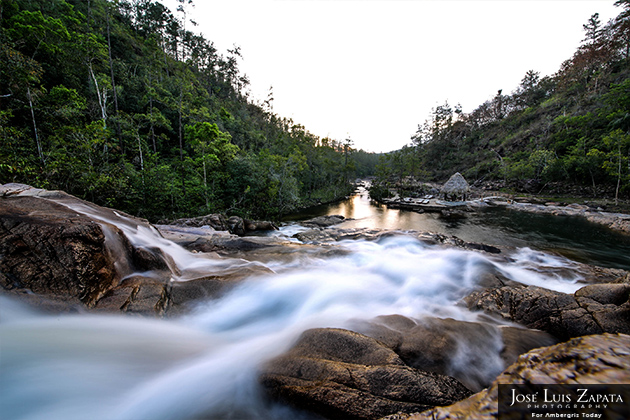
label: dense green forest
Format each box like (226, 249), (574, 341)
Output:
(375, 1), (630, 202)
(0, 0), (379, 221)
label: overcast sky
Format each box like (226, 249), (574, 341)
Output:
(165, 0), (621, 153)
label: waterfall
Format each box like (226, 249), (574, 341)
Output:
(0, 227), (584, 420)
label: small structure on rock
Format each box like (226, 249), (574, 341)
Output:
(441, 172), (469, 201)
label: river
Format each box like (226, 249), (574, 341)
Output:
(284, 185), (630, 270)
(0, 187), (627, 420)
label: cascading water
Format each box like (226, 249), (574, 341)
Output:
(53, 198), (269, 282)
(0, 213), (585, 420)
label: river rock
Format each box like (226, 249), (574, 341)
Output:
(132, 246), (175, 272)
(292, 228), (337, 243)
(389, 333), (630, 420)
(244, 219), (278, 231)
(227, 215), (245, 235)
(0, 185), (182, 314)
(166, 213), (229, 230)
(300, 214), (346, 228)
(352, 315), (557, 392)
(165, 213), (278, 235)
(260, 328), (472, 420)
(226, 215), (279, 235)
(465, 283), (630, 340)
(0, 192), (120, 307)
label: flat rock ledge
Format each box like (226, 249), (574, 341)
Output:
(385, 333), (630, 420)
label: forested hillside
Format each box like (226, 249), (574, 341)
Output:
(376, 1), (630, 202)
(0, 0), (378, 220)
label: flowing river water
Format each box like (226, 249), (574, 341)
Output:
(1, 187), (628, 419)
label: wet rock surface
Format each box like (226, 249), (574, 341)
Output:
(389, 333), (630, 420)
(293, 227), (504, 255)
(0, 193), (120, 307)
(260, 328), (472, 420)
(465, 282), (630, 340)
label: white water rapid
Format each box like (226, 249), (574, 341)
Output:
(0, 208), (586, 419)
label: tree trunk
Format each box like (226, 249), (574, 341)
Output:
(178, 87), (186, 197)
(149, 96), (156, 153)
(589, 169), (597, 197)
(203, 154), (208, 209)
(88, 63), (107, 126)
(616, 144), (622, 206)
(106, 10), (122, 145)
(27, 87), (44, 164)
(137, 131), (146, 204)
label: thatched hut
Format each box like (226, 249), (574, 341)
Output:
(440, 172), (469, 201)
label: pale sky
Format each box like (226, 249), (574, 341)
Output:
(165, 0), (621, 153)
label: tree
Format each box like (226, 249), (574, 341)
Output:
(613, 0), (630, 58)
(514, 70), (542, 109)
(602, 129), (630, 204)
(185, 121), (239, 210)
(583, 13), (602, 43)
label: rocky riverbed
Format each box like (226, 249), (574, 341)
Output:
(2, 183), (630, 420)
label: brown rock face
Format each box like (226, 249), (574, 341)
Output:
(465, 283), (630, 340)
(0, 195), (118, 306)
(260, 328), (472, 420)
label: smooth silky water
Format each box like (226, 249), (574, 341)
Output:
(0, 188), (625, 420)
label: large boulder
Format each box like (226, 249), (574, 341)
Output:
(165, 213), (278, 235)
(244, 219), (278, 232)
(300, 214), (346, 228)
(390, 333), (630, 420)
(0, 184), (180, 314)
(260, 328), (472, 420)
(0, 193), (120, 307)
(166, 213), (229, 231)
(464, 283), (630, 340)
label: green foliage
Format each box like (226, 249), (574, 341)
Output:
(367, 182), (393, 201)
(0, 0), (379, 220)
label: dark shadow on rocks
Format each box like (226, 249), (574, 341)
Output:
(352, 315), (557, 392)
